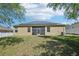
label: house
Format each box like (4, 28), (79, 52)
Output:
(0, 25), (13, 37)
(14, 21), (66, 36)
(0, 26), (13, 32)
(66, 22), (79, 34)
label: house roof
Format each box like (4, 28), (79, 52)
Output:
(14, 21), (66, 27)
(0, 25), (13, 32)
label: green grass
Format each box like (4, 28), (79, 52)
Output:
(0, 35), (51, 56)
(0, 35), (79, 56)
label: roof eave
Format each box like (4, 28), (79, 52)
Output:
(14, 25), (66, 27)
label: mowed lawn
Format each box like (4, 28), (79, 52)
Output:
(0, 35), (51, 56)
(0, 35), (79, 56)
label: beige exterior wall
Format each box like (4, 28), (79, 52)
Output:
(14, 27), (32, 35)
(45, 27), (65, 36)
(14, 26), (65, 36)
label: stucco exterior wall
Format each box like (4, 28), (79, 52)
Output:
(14, 27), (32, 35)
(45, 27), (65, 36)
(14, 26), (65, 36)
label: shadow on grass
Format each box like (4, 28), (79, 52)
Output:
(0, 37), (24, 48)
(52, 36), (79, 55)
(35, 36), (79, 56)
(38, 36), (51, 39)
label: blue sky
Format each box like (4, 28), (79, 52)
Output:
(19, 3), (78, 25)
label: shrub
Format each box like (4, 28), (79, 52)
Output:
(0, 37), (24, 48)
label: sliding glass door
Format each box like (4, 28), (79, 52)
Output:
(32, 27), (45, 35)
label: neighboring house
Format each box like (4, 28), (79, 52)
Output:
(0, 25), (13, 37)
(66, 22), (79, 34)
(14, 21), (66, 36)
(0, 26), (13, 32)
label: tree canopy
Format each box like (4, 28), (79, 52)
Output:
(47, 3), (79, 20)
(0, 3), (25, 25)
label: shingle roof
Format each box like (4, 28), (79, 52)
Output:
(14, 21), (66, 27)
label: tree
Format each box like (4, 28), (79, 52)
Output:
(0, 3), (25, 25)
(47, 3), (79, 20)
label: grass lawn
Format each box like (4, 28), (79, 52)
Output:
(0, 35), (79, 56)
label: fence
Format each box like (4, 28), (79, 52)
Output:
(0, 32), (14, 37)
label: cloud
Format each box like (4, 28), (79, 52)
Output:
(22, 3), (64, 21)
(61, 20), (77, 24)
(22, 3), (39, 9)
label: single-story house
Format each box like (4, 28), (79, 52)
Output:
(14, 21), (66, 36)
(0, 26), (13, 32)
(0, 25), (13, 37)
(66, 22), (79, 34)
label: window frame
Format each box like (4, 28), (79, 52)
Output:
(15, 27), (18, 33)
(28, 27), (31, 32)
(15, 29), (18, 33)
(47, 27), (50, 32)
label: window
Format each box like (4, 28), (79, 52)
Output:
(47, 27), (50, 32)
(15, 30), (18, 33)
(15, 28), (18, 33)
(72, 26), (74, 28)
(28, 27), (30, 32)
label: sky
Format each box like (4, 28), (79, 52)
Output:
(19, 3), (79, 25)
